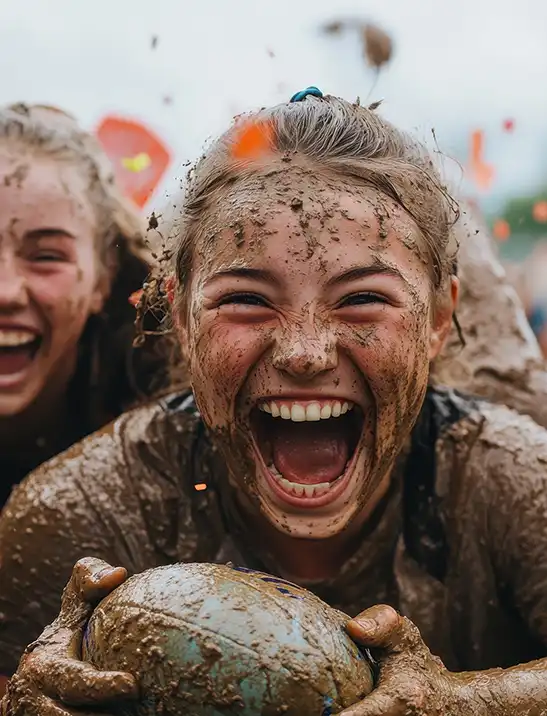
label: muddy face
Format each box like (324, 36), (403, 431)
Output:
(0, 149), (106, 416)
(180, 167), (452, 539)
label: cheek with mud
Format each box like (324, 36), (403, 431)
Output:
(188, 312), (275, 496)
(373, 315), (430, 473)
(38, 292), (89, 358)
(344, 310), (430, 507)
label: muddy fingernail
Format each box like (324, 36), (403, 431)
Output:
(92, 567), (116, 583)
(354, 618), (377, 635)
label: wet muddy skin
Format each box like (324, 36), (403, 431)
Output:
(2, 134), (547, 713)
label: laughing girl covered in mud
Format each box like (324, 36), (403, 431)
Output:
(0, 104), (172, 509)
(2, 91), (547, 715)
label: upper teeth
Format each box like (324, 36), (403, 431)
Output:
(259, 400), (353, 422)
(0, 330), (37, 347)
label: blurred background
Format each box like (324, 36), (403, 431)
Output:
(2, 0), (547, 342)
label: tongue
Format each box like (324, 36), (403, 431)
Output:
(271, 420), (350, 485)
(0, 348), (34, 375)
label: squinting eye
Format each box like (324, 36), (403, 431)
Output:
(338, 293), (388, 307)
(217, 293), (270, 307)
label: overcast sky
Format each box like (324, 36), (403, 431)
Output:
(1, 0), (546, 213)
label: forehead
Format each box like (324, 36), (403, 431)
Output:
(194, 168), (428, 282)
(0, 148), (95, 234)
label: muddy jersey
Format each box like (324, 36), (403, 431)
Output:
(1, 386), (547, 675)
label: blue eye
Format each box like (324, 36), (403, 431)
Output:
(218, 293), (269, 307)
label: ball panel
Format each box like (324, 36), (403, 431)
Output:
(84, 563), (374, 715)
(85, 606), (350, 714)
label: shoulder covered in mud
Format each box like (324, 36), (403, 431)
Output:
(0, 391), (218, 675)
(444, 398), (547, 644)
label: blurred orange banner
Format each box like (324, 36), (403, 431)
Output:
(468, 129), (494, 192)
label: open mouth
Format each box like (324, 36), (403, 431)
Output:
(0, 330), (42, 380)
(250, 398), (364, 508)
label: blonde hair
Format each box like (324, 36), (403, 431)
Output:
(0, 103), (173, 426)
(2, 103), (148, 269)
(170, 95), (459, 308)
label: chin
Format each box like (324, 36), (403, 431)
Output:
(258, 490), (363, 540)
(0, 384), (39, 417)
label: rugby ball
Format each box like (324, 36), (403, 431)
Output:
(83, 562), (374, 715)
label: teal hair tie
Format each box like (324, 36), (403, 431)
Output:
(290, 86), (323, 103)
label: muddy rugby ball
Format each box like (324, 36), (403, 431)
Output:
(83, 562), (374, 715)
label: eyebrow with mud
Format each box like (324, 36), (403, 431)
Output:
(206, 267), (281, 286)
(326, 262), (410, 288)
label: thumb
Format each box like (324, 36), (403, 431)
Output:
(58, 558), (127, 630)
(347, 604), (425, 655)
(346, 604), (400, 649)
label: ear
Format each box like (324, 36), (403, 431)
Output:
(429, 276), (459, 360)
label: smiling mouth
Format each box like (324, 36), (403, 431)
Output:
(250, 399), (364, 508)
(0, 330), (42, 379)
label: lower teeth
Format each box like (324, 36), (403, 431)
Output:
(268, 464), (336, 498)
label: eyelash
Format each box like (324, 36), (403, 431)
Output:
(338, 292), (388, 307)
(33, 252), (65, 261)
(217, 292), (389, 309)
(217, 293), (270, 307)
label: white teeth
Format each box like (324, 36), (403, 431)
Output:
(269, 466), (334, 498)
(290, 404), (306, 422)
(0, 330), (37, 348)
(320, 404), (332, 419)
(305, 403), (321, 421)
(258, 400), (355, 422)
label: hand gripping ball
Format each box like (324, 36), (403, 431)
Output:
(83, 563), (375, 715)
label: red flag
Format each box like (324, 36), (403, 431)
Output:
(96, 115), (171, 208)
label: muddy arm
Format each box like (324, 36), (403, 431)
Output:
(0, 425), (153, 676)
(0, 479), (119, 676)
(466, 415), (547, 714)
(431, 208), (547, 428)
(453, 660), (547, 715)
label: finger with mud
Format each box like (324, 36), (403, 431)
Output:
(338, 688), (404, 716)
(32, 694), (120, 716)
(54, 560), (128, 632)
(62, 559), (127, 607)
(37, 659), (137, 707)
(347, 605), (424, 654)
